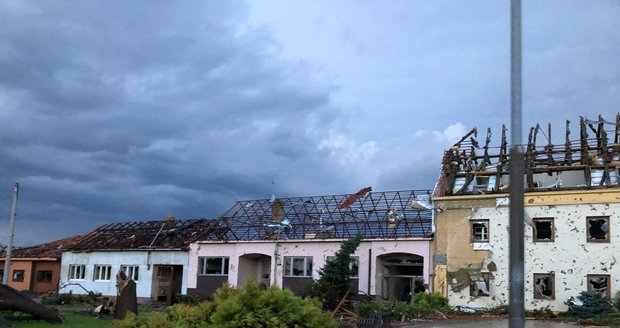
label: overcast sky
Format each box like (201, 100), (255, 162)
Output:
(0, 1), (618, 246)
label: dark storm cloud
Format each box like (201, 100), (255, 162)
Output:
(0, 1), (348, 245)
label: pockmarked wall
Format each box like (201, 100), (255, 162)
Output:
(188, 238), (432, 296)
(434, 189), (620, 311)
(59, 250), (188, 298)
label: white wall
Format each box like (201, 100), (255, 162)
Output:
(188, 238), (432, 296)
(448, 199), (620, 311)
(59, 250), (188, 298)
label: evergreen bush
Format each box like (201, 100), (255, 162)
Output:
(567, 291), (613, 318)
(311, 235), (362, 309)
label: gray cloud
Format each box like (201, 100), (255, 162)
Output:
(0, 0), (618, 246)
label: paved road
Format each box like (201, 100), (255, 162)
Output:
(402, 319), (583, 327)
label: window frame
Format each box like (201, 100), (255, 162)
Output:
(68, 264), (86, 281)
(284, 256), (313, 278)
(533, 273), (555, 300)
(326, 256), (359, 278)
(12, 270), (25, 282)
(470, 220), (490, 243)
(36, 270), (53, 283)
(469, 272), (491, 297)
(93, 265), (112, 282)
(198, 257), (230, 276)
(586, 216), (610, 243)
(587, 274), (611, 300)
(121, 265), (140, 281)
(533, 217), (555, 242)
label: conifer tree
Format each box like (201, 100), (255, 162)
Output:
(311, 235), (362, 309)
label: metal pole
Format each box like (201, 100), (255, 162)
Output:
(2, 183), (20, 285)
(509, 0), (525, 327)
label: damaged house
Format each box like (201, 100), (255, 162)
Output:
(432, 114), (620, 311)
(188, 188), (434, 300)
(59, 217), (226, 303)
(0, 236), (81, 294)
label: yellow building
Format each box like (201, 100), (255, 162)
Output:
(432, 115), (620, 311)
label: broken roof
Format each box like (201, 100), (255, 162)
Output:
(435, 114), (620, 197)
(66, 218), (227, 252)
(217, 189), (433, 241)
(0, 235), (83, 259)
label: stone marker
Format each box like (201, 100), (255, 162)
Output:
(114, 280), (138, 320)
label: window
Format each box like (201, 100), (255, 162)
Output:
(533, 218), (554, 242)
(69, 264), (86, 280)
(284, 256), (313, 277)
(587, 274), (610, 300)
(470, 273), (491, 297)
(326, 256), (359, 278)
(121, 265), (140, 281)
(12, 270), (24, 282)
(93, 265), (112, 281)
(198, 257), (229, 275)
(587, 216), (609, 242)
(471, 220), (489, 242)
(533, 273), (555, 299)
(36, 270), (53, 283)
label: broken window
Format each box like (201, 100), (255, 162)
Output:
(198, 257), (229, 275)
(587, 216), (609, 242)
(533, 218), (554, 242)
(284, 256), (313, 277)
(12, 270), (24, 282)
(68, 264), (86, 280)
(587, 274), (610, 300)
(533, 273), (555, 300)
(471, 220), (489, 242)
(36, 270), (53, 283)
(470, 273), (491, 297)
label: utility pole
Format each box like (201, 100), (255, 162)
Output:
(2, 183), (20, 285)
(509, 0), (525, 327)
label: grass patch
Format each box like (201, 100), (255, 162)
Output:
(10, 310), (112, 328)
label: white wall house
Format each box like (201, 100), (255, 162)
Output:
(58, 218), (226, 303)
(60, 250), (188, 299)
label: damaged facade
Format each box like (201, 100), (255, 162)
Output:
(188, 189), (434, 300)
(59, 217), (226, 303)
(433, 114), (620, 311)
(0, 236), (81, 293)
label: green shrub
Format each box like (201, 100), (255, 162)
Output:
(113, 281), (333, 328)
(568, 291), (613, 318)
(408, 292), (450, 317)
(166, 302), (215, 328)
(354, 300), (393, 318)
(175, 293), (210, 305)
(40, 293), (59, 305)
(58, 291), (74, 305)
(113, 311), (140, 328)
(210, 280), (334, 328)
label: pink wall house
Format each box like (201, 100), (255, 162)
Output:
(187, 189), (434, 300)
